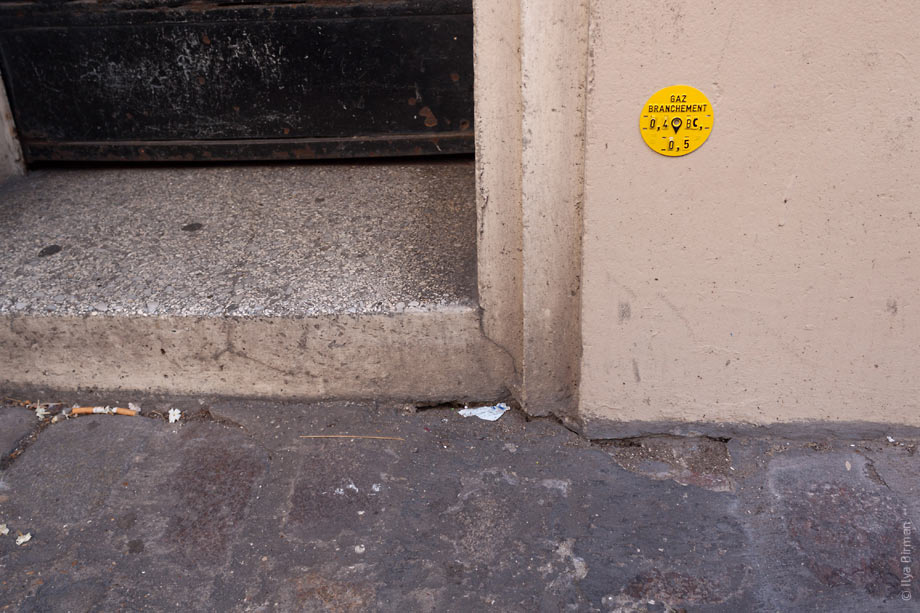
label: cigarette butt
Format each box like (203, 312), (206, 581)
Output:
(71, 406), (138, 417)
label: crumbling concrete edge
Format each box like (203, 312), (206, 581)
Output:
(573, 415), (920, 443)
(0, 70), (25, 181)
(0, 308), (514, 404)
(473, 0), (590, 420)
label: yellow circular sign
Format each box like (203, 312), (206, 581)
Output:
(640, 85), (713, 157)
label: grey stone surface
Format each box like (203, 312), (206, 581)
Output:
(0, 395), (918, 612)
(0, 160), (476, 317)
(0, 405), (33, 457)
(1, 308), (511, 402)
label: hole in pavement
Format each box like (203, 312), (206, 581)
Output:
(38, 244), (61, 257)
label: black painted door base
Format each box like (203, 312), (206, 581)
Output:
(0, 1), (474, 163)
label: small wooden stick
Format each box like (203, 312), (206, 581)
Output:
(300, 435), (404, 441)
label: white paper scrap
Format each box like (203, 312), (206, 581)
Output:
(458, 403), (510, 422)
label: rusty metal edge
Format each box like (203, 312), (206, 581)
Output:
(0, 1), (473, 29)
(21, 132), (474, 163)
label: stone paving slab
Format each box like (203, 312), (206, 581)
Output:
(0, 160), (476, 317)
(0, 396), (918, 612)
(0, 405), (33, 459)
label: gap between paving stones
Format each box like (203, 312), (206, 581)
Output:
(0, 398), (252, 471)
(3, 393), (918, 491)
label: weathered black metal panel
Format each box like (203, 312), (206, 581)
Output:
(0, 1), (473, 162)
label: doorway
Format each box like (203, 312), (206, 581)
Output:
(0, 0), (474, 163)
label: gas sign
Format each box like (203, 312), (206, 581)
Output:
(640, 85), (713, 157)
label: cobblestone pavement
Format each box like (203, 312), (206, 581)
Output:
(1, 395), (918, 612)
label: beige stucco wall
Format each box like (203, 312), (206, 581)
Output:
(580, 1), (920, 426)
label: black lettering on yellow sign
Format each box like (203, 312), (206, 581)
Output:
(640, 85), (713, 157)
(647, 104), (708, 113)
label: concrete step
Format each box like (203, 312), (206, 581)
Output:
(0, 160), (511, 401)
